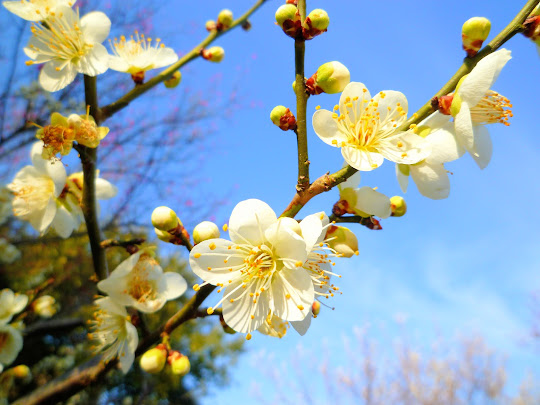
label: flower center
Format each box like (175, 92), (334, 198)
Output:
(242, 245), (276, 281)
(27, 9), (92, 69)
(331, 92), (406, 152)
(126, 258), (158, 303)
(109, 31), (166, 71)
(39, 125), (74, 156)
(470, 90), (512, 126)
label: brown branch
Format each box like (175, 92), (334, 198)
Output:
(24, 318), (85, 337)
(100, 238), (145, 249)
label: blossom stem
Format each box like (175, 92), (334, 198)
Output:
(100, 0), (267, 120)
(294, 0), (310, 191)
(76, 75), (108, 280)
(398, 0), (540, 131)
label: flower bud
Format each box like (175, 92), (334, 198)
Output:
(270, 105), (297, 131)
(325, 225), (359, 258)
(193, 221), (220, 244)
(303, 8), (329, 39)
(151, 206), (180, 232)
(305, 62), (350, 95)
(140, 346), (167, 374)
(164, 71), (182, 89)
(11, 365), (31, 380)
(275, 4), (302, 38)
(154, 228), (177, 244)
(217, 9), (233, 30)
(523, 14), (540, 47)
(205, 20), (216, 31)
(461, 17), (491, 57)
(390, 196), (407, 217)
(33, 295), (57, 318)
(201, 46), (225, 63)
(312, 301), (321, 317)
(168, 351), (190, 376)
(242, 20), (252, 31)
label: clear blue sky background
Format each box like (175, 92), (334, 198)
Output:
(5, 0), (539, 402)
(154, 0), (540, 402)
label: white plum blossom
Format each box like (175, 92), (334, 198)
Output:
(97, 250), (187, 314)
(0, 289), (28, 325)
(108, 31), (178, 74)
(449, 49), (512, 169)
(2, 0), (75, 21)
(335, 171), (391, 218)
(89, 297), (138, 374)
(396, 113), (465, 200)
(7, 142), (66, 235)
(24, 6), (111, 92)
(313, 82), (430, 171)
(189, 199), (316, 337)
(0, 324), (24, 371)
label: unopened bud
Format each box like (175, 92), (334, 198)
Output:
(151, 206), (180, 232)
(205, 20), (216, 31)
(306, 61), (350, 95)
(140, 346), (167, 374)
(193, 221), (220, 244)
(303, 8), (329, 39)
(11, 365), (31, 380)
(201, 46), (225, 63)
(312, 301), (321, 317)
(168, 351), (191, 376)
(275, 4), (302, 38)
(217, 9), (233, 30)
(242, 20), (252, 31)
(33, 295), (57, 318)
(462, 17), (491, 57)
(325, 225), (359, 258)
(155, 228), (177, 244)
(523, 15), (540, 46)
(131, 70), (145, 85)
(164, 71), (182, 88)
(390, 196), (407, 217)
(270, 105), (297, 131)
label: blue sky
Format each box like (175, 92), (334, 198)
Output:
(154, 0), (540, 402)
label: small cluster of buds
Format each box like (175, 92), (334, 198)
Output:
(140, 343), (190, 376)
(275, 3), (329, 40)
(206, 9), (235, 32)
(200, 46), (225, 63)
(151, 206), (191, 246)
(270, 105), (297, 131)
(461, 17), (491, 58)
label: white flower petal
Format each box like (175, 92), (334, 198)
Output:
(454, 101), (475, 153)
(11, 294), (28, 315)
(419, 111), (452, 129)
(458, 49), (512, 107)
(470, 125), (492, 170)
(2, 1), (39, 21)
(264, 226), (307, 269)
(339, 82), (370, 116)
(228, 199), (277, 246)
(80, 11), (111, 44)
(95, 178), (118, 199)
(77, 43), (109, 76)
(0, 325), (23, 365)
(152, 47), (178, 69)
(424, 123), (465, 164)
(271, 267), (313, 321)
(189, 239), (244, 285)
(108, 55), (130, 72)
(161, 272), (187, 300)
(105, 251), (143, 280)
(396, 164), (409, 193)
(39, 60), (78, 92)
(354, 186), (391, 218)
(379, 132), (431, 165)
(51, 204), (77, 238)
(312, 109), (348, 147)
(410, 162), (450, 200)
(95, 297), (127, 317)
(118, 322), (138, 374)
(299, 212), (325, 253)
(222, 281), (270, 333)
(291, 312), (312, 336)
(32, 197), (56, 233)
(373, 90), (408, 130)
(342, 146), (384, 171)
(337, 169), (361, 192)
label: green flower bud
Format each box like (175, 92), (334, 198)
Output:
(270, 105), (297, 131)
(201, 46), (225, 63)
(306, 61), (350, 95)
(151, 206), (180, 232)
(217, 9), (233, 29)
(312, 301), (321, 317)
(164, 71), (182, 89)
(154, 228), (176, 243)
(325, 225), (359, 258)
(275, 4), (298, 27)
(205, 20), (216, 31)
(193, 221), (220, 244)
(390, 196), (407, 217)
(462, 17), (491, 57)
(306, 9), (329, 31)
(140, 347), (167, 374)
(168, 351), (190, 376)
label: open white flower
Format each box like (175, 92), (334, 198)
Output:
(0, 289), (28, 325)
(335, 171), (391, 218)
(97, 250), (187, 314)
(449, 49), (512, 169)
(0, 324), (23, 369)
(2, 0), (75, 21)
(189, 199), (314, 337)
(24, 6), (111, 92)
(313, 82), (430, 171)
(7, 142), (66, 235)
(396, 113), (465, 200)
(89, 297), (138, 374)
(108, 31), (178, 74)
